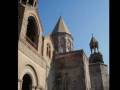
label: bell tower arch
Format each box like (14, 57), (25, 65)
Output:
(18, 0), (43, 55)
(18, 0), (38, 38)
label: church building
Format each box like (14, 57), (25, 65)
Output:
(18, 0), (109, 90)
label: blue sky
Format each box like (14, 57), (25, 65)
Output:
(38, 0), (109, 67)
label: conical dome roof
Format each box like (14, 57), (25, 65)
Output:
(52, 16), (71, 35)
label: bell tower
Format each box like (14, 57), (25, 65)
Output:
(18, 0), (43, 55)
(18, 0), (38, 38)
(51, 16), (73, 54)
(89, 35), (109, 90)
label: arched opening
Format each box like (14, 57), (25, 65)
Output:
(22, 74), (32, 90)
(67, 39), (72, 52)
(46, 43), (51, 58)
(26, 16), (39, 49)
(46, 44), (49, 56)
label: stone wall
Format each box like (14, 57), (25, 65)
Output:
(100, 64), (109, 90)
(53, 50), (90, 90)
(18, 50), (47, 90)
(89, 63), (109, 90)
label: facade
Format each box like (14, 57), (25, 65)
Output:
(18, 0), (109, 90)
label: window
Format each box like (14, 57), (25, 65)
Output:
(46, 44), (49, 56)
(59, 38), (65, 53)
(46, 43), (51, 58)
(67, 39), (72, 51)
(26, 16), (39, 49)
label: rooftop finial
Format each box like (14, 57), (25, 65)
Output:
(92, 33), (93, 37)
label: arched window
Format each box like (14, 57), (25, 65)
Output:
(28, 0), (34, 6)
(46, 43), (51, 58)
(67, 39), (72, 51)
(59, 37), (65, 53)
(49, 45), (51, 58)
(46, 44), (49, 56)
(22, 0), (27, 4)
(26, 16), (39, 49)
(22, 74), (32, 90)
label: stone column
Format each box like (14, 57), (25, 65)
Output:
(18, 79), (23, 90)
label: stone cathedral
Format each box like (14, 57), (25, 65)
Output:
(18, 0), (109, 90)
